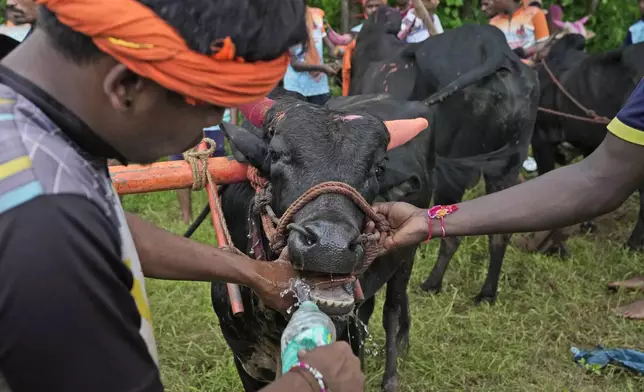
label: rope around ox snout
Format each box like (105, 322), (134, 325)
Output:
(248, 166), (391, 276)
(182, 139), (391, 277)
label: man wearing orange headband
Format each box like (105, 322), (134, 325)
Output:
(0, 1), (363, 392)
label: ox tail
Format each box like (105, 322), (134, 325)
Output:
(423, 51), (509, 107)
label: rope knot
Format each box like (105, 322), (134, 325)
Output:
(183, 138), (217, 191)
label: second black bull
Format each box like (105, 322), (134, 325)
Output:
(533, 34), (644, 251)
(350, 6), (540, 303)
(212, 94), (433, 392)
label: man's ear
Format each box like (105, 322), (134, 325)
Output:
(103, 63), (144, 111)
(220, 122), (271, 174)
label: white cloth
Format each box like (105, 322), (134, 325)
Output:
(400, 9), (443, 43)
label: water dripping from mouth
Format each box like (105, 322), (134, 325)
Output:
(280, 278), (314, 314)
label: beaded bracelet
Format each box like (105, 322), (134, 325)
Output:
(427, 204), (459, 241)
(294, 361), (327, 392)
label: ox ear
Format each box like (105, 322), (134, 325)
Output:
(384, 118), (429, 150)
(220, 122), (270, 173)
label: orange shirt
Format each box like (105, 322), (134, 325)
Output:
(490, 6), (549, 51)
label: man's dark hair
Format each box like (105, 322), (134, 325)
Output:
(38, 0), (308, 64)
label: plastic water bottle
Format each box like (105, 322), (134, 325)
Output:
(280, 301), (336, 375)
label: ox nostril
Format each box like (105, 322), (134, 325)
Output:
(288, 223), (317, 246)
(348, 242), (358, 252)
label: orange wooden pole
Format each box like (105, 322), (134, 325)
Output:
(110, 158), (248, 195)
(196, 142), (245, 316)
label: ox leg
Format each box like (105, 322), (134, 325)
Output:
(476, 172), (517, 304)
(421, 185), (467, 294)
(626, 185), (644, 250)
(382, 254), (414, 392)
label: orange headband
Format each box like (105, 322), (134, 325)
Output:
(36, 0), (290, 107)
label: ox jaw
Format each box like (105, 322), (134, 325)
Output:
(295, 272), (356, 317)
(310, 281), (355, 317)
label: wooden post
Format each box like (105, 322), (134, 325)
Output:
(341, 0), (350, 34)
(109, 158), (248, 195)
(412, 0), (438, 36)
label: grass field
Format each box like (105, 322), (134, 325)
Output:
(123, 183), (644, 392)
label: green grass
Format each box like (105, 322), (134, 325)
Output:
(123, 185), (644, 392)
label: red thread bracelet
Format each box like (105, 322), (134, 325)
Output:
(426, 204), (459, 241)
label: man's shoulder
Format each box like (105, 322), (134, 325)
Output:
(0, 84), (118, 219)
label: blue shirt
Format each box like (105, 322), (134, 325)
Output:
(283, 24), (330, 97)
(625, 20), (644, 46)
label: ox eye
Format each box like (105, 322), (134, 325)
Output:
(375, 164), (385, 180)
(269, 150), (281, 163)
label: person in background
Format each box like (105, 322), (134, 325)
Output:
(0, 0), (37, 42)
(283, 6), (339, 106)
(169, 108), (237, 224)
(523, 0), (543, 8)
(396, 0), (414, 17)
(625, 0), (644, 45)
(399, 0), (444, 43)
(480, 0), (497, 18)
(351, 0), (389, 34)
(488, 0), (550, 65)
(371, 78), (644, 320)
(341, 0), (387, 96)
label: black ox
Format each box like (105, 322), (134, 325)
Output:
(533, 34), (644, 251)
(211, 93), (433, 392)
(350, 6), (539, 303)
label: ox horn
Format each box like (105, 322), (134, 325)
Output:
(384, 118), (429, 150)
(238, 98), (276, 128)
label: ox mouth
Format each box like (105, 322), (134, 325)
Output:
(298, 273), (356, 316)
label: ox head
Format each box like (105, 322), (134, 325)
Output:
(366, 5), (403, 35)
(228, 97), (427, 314)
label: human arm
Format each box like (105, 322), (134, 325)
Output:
(528, 8), (550, 56)
(290, 57), (339, 76)
(126, 212), (297, 312)
(375, 132), (644, 250)
(374, 79), (644, 248)
(0, 196), (163, 391)
(323, 35), (338, 58)
(260, 342), (364, 392)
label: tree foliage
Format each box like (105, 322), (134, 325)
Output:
(309, 0), (641, 53)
